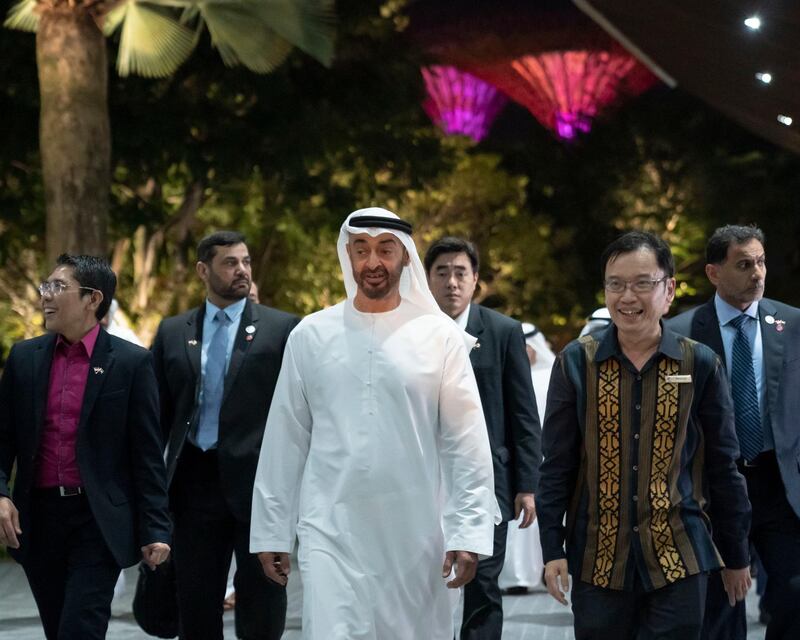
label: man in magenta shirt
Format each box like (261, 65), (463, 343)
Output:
(0, 254), (171, 639)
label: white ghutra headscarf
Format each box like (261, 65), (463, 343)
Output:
(337, 207), (476, 347)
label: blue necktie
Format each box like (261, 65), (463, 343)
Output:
(196, 310), (230, 451)
(729, 313), (763, 461)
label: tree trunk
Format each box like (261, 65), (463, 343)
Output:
(37, 7), (110, 265)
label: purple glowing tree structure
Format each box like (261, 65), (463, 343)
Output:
(411, 2), (661, 141)
(472, 49), (658, 140)
(421, 65), (508, 142)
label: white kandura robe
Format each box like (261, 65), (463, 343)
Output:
(498, 365), (549, 590)
(250, 299), (498, 640)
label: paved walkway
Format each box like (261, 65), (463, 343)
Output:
(0, 560), (766, 639)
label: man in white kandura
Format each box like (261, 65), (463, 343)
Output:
(250, 207), (499, 639)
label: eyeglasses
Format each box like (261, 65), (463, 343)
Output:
(603, 276), (668, 294)
(38, 282), (99, 297)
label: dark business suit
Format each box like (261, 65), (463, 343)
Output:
(668, 297), (800, 640)
(0, 329), (171, 639)
(152, 299), (299, 640)
(461, 304), (542, 640)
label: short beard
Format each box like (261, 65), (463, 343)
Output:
(354, 265), (401, 300)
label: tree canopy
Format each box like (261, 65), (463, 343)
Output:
(2, 0), (800, 360)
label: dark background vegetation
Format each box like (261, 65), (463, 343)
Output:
(2, 0), (799, 357)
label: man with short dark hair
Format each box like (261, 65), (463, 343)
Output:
(425, 236), (541, 640)
(668, 224), (800, 640)
(152, 231), (299, 639)
(538, 231), (751, 640)
(0, 254), (171, 639)
(250, 209), (498, 639)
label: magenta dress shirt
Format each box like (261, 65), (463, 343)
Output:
(35, 324), (100, 488)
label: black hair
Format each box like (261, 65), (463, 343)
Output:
(197, 231), (247, 264)
(423, 236), (480, 274)
(55, 254), (116, 321)
(600, 231), (675, 279)
(706, 224), (765, 264)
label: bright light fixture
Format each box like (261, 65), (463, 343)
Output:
(744, 16), (761, 30)
(777, 114), (793, 126)
(755, 72), (772, 84)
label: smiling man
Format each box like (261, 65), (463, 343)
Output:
(151, 231), (299, 640)
(250, 208), (498, 639)
(0, 255), (171, 640)
(668, 225), (800, 640)
(537, 231), (751, 640)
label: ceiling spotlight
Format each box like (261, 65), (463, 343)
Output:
(744, 16), (761, 30)
(755, 72), (772, 84)
(777, 114), (793, 126)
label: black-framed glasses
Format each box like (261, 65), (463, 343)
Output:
(38, 282), (99, 297)
(603, 276), (668, 294)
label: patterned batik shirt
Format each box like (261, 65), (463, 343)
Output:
(537, 323), (751, 591)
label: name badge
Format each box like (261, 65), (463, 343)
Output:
(665, 374), (692, 384)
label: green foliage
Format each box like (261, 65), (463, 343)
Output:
(3, 2), (800, 358)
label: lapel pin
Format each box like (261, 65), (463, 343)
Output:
(765, 315), (775, 325)
(245, 335), (254, 342)
(775, 319), (786, 332)
(473, 341), (481, 351)
(93, 367), (104, 375)
(245, 325), (256, 334)
(188, 339), (198, 346)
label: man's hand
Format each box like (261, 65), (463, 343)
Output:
(544, 559), (570, 605)
(442, 550), (478, 589)
(514, 492), (536, 528)
(0, 497), (21, 549)
(721, 567), (751, 606)
(141, 543), (171, 570)
(258, 552), (290, 586)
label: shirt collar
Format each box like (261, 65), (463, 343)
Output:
(714, 293), (759, 326)
(454, 304), (471, 332)
(56, 323), (101, 357)
(594, 321), (683, 362)
(205, 297), (247, 324)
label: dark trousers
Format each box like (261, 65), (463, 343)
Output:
(701, 452), (800, 640)
(571, 571), (708, 640)
(460, 521), (508, 640)
(745, 453), (800, 640)
(171, 444), (286, 640)
(22, 492), (121, 640)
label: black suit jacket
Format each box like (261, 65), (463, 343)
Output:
(466, 304), (542, 521)
(0, 329), (171, 567)
(668, 297), (800, 519)
(151, 300), (299, 522)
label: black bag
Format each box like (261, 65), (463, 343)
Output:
(132, 558), (179, 638)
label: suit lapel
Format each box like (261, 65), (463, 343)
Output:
(692, 300), (725, 365)
(466, 304), (485, 365)
(184, 307), (203, 380)
(222, 300), (257, 405)
(758, 299), (782, 416)
(32, 335), (57, 444)
(77, 329), (114, 433)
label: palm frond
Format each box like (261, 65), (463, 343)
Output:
(117, 1), (197, 77)
(102, 0), (129, 36)
(4, 0), (39, 33)
(198, 2), (293, 74)
(145, 0), (336, 67)
(253, 0), (335, 67)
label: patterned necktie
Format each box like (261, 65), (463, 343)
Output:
(196, 309), (230, 451)
(729, 313), (763, 461)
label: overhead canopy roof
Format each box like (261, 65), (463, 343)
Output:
(574, 0), (800, 153)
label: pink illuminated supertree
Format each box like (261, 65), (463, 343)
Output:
(475, 49), (658, 140)
(412, 2), (660, 141)
(421, 65), (508, 142)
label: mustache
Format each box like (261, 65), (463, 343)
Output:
(361, 266), (388, 277)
